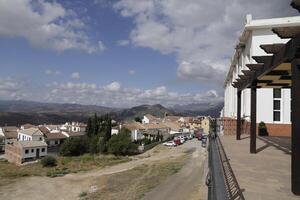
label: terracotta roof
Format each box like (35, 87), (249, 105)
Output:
(162, 121), (181, 131)
(21, 124), (36, 129)
(16, 140), (47, 148)
(45, 132), (67, 140)
(18, 128), (44, 137)
(2, 126), (18, 139)
(62, 131), (86, 137)
(123, 122), (145, 131)
(143, 123), (168, 130)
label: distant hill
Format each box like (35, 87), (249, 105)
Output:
(112, 104), (174, 122)
(171, 102), (223, 117)
(0, 100), (223, 126)
(0, 100), (118, 126)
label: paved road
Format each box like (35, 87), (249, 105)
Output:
(143, 139), (207, 200)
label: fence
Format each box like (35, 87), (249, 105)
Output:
(207, 132), (245, 200)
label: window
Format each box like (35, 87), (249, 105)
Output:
(273, 88), (281, 98)
(40, 137), (42, 141)
(25, 149), (29, 154)
(31, 149), (34, 153)
(55, 141), (58, 145)
(273, 89), (281, 122)
(41, 148), (45, 152)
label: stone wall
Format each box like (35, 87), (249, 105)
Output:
(5, 144), (22, 165)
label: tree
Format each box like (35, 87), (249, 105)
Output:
(92, 113), (99, 136)
(135, 117), (142, 123)
(60, 137), (88, 156)
(86, 117), (93, 137)
(107, 128), (138, 155)
(41, 156), (57, 167)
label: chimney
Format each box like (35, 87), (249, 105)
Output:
(245, 14), (252, 24)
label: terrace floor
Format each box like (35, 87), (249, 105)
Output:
(220, 135), (300, 200)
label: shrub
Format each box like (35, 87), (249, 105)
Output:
(107, 128), (138, 155)
(258, 121), (268, 136)
(41, 156), (57, 167)
(60, 137), (88, 156)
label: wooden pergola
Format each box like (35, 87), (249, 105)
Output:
(232, 0), (300, 195)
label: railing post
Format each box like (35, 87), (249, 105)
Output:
(250, 81), (257, 154)
(237, 90), (242, 140)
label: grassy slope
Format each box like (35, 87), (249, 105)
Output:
(82, 154), (190, 200)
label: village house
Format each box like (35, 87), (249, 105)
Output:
(1, 126), (18, 144)
(61, 130), (86, 138)
(5, 140), (47, 165)
(18, 128), (44, 141)
(142, 114), (161, 124)
(201, 117), (211, 134)
(223, 15), (300, 136)
(60, 122), (87, 132)
(142, 123), (170, 140)
(123, 122), (146, 141)
(20, 123), (36, 130)
(38, 126), (67, 147)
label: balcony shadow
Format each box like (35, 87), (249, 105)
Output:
(257, 136), (291, 155)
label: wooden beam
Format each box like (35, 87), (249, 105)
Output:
(252, 56), (272, 64)
(291, 58), (300, 195)
(267, 70), (290, 76)
(260, 44), (285, 54)
(246, 64), (264, 71)
(239, 74), (249, 80)
(272, 27), (300, 39)
(242, 70), (254, 76)
(237, 91), (241, 140)
(250, 81), (257, 154)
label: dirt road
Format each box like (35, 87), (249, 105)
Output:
(143, 140), (207, 200)
(0, 139), (206, 200)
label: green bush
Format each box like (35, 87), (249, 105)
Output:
(41, 156), (57, 167)
(107, 128), (138, 155)
(60, 137), (88, 156)
(258, 121), (268, 136)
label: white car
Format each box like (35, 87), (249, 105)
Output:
(163, 141), (177, 147)
(178, 136), (185, 144)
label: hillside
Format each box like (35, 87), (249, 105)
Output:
(0, 100), (223, 126)
(112, 104), (174, 122)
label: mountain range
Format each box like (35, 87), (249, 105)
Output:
(0, 100), (223, 126)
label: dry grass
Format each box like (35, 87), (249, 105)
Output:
(0, 154), (131, 187)
(83, 154), (190, 200)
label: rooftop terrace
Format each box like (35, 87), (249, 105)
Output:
(220, 135), (300, 199)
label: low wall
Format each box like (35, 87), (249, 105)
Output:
(223, 118), (291, 137)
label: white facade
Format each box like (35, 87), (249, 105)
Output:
(142, 116), (150, 124)
(224, 15), (298, 124)
(22, 146), (47, 159)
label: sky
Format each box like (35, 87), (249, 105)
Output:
(0, 0), (297, 108)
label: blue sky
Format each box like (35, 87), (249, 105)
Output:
(0, 0), (297, 107)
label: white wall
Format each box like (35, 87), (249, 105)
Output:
(224, 27), (291, 124)
(22, 147), (47, 159)
(142, 116), (149, 124)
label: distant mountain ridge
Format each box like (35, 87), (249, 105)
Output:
(0, 100), (223, 126)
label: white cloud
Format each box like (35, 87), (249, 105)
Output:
(114, 0), (297, 84)
(71, 72), (80, 80)
(128, 69), (136, 75)
(45, 69), (61, 75)
(0, 0), (104, 53)
(44, 82), (223, 107)
(104, 82), (121, 92)
(117, 40), (130, 46)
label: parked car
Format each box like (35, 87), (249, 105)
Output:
(163, 141), (177, 147)
(195, 132), (203, 140)
(178, 136), (185, 144)
(202, 137), (207, 148)
(187, 134), (194, 140)
(173, 138), (182, 145)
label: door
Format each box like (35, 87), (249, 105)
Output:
(36, 149), (40, 158)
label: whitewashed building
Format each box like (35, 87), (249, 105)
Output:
(18, 128), (45, 141)
(223, 15), (300, 136)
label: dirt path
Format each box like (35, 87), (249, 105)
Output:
(143, 140), (207, 200)
(0, 140), (204, 200)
